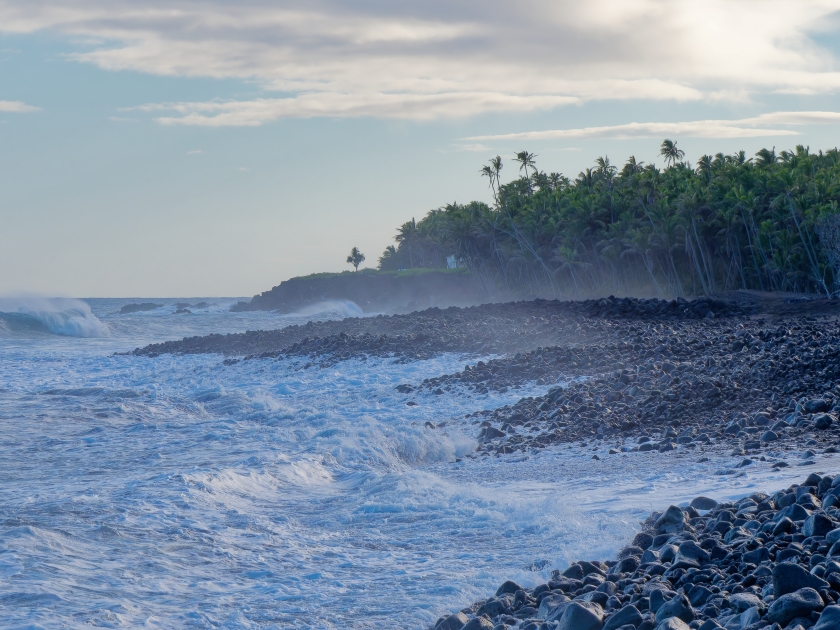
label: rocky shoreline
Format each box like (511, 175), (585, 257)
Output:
(127, 291), (840, 628)
(434, 472), (840, 630)
(129, 292), (840, 462)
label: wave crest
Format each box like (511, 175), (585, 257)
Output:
(0, 297), (109, 337)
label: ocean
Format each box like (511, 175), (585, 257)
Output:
(0, 298), (833, 628)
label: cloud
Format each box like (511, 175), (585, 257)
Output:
(0, 100), (40, 113)
(464, 111), (840, 141)
(1, 2), (840, 120)
(131, 93), (579, 125)
(186, 149), (202, 154)
(108, 115), (138, 122)
(451, 143), (494, 152)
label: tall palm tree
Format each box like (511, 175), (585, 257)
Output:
(513, 151), (538, 180)
(660, 139), (685, 168)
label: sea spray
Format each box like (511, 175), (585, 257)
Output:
(0, 296), (109, 337)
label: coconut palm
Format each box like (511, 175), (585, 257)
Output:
(660, 140), (685, 168)
(346, 247), (365, 271)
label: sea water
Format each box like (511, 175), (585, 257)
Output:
(1, 298), (837, 629)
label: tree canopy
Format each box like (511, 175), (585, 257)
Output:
(377, 142), (840, 298)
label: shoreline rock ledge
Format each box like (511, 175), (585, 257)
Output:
(433, 472), (840, 630)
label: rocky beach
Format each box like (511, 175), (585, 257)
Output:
(434, 470), (840, 630)
(124, 291), (840, 628)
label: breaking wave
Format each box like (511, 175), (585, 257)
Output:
(0, 297), (109, 337)
(292, 299), (365, 318)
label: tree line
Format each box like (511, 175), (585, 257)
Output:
(377, 141), (840, 298)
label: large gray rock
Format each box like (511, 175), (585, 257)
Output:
(654, 594), (694, 624)
(729, 592), (764, 613)
(538, 593), (569, 619)
(655, 506), (685, 533)
(773, 561), (830, 597)
(495, 580), (522, 596)
(475, 595), (511, 618)
(436, 612), (469, 630)
(739, 606), (762, 628)
(814, 413), (834, 429)
(655, 619), (690, 630)
(803, 513), (835, 538)
(603, 604), (643, 630)
(690, 496), (717, 510)
(804, 398), (831, 413)
(761, 430), (779, 442)
(765, 587), (825, 626)
(460, 618), (494, 630)
(671, 540), (710, 570)
(826, 528), (840, 545)
(696, 620), (722, 630)
(556, 601), (604, 630)
(814, 605), (840, 630)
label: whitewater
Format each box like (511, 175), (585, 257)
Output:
(1, 298), (838, 629)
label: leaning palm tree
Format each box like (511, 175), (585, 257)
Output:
(480, 164), (497, 202)
(660, 139), (685, 168)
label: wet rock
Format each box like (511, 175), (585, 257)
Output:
(436, 612), (470, 630)
(814, 413), (834, 429)
(537, 593), (569, 619)
(461, 618), (494, 630)
(803, 513), (834, 538)
(495, 581), (523, 596)
(654, 594), (694, 624)
(654, 506), (685, 533)
(774, 561), (830, 597)
(804, 399), (830, 414)
(764, 587), (824, 625)
(813, 605), (840, 630)
(690, 497), (717, 511)
(603, 605), (642, 630)
(555, 601), (604, 630)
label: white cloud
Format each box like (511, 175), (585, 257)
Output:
(464, 111), (840, 141)
(1, 1), (840, 120)
(451, 143), (494, 152)
(132, 93), (579, 125)
(186, 149), (202, 154)
(0, 100), (40, 113)
(108, 115), (137, 122)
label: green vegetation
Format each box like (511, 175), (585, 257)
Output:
(289, 268), (468, 283)
(378, 142), (840, 298)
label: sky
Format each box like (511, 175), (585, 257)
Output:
(2, 1), (840, 297)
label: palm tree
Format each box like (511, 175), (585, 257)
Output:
(346, 247), (365, 271)
(660, 139), (685, 168)
(395, 218), (419, 267)
(513, 151), (538, 180)
(621, 156), (645, 178)
(480, 164), (496, 201)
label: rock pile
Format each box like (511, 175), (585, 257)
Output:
(399, 318), (840, 458)
(434, 472), (840, 630)
(130, 297), (748, 360)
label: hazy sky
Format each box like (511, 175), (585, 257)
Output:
(3, 1), (840, 297)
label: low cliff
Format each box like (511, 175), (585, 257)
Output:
(231, 269), (479, 313)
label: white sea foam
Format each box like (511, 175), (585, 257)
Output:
(0, 296), (109, 337)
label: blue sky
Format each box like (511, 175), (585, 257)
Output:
(2, 1), (840, 297)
